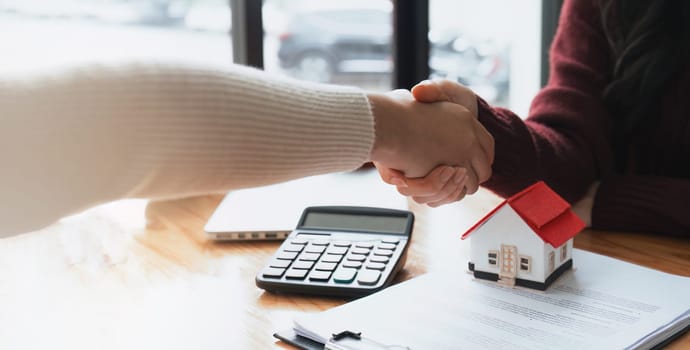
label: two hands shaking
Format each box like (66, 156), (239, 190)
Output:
(367, 79), (494, 207)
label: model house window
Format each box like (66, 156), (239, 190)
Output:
(548, 251), (555, 272)
(560, 245), (567, 261)
(519, 255), (531, 272)
(488, 250), (499, 266)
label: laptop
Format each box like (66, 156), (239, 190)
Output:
(204, 171), (408, 241)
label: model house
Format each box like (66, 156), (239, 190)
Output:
(463, 181), (585, 290)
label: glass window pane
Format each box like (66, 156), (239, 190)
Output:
(430, 0), (542, 115)
(1, 0), (233, 73)
(263, 0), (393, 91)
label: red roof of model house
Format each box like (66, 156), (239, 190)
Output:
(461, 181), (585, 247)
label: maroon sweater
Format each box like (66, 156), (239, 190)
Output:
(478, 0), (690, 236)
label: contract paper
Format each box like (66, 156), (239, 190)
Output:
(294, 249), (690, 349)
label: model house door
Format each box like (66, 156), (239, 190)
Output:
(499, 244), (517, 282)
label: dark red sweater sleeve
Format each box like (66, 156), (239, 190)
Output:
(477, 0), (690, 236)
(478, 0), (614, 203)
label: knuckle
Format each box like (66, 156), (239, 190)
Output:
(479, 170), (491, 183)
(437, 198), (452, 206)
(412, 196), (427, 204)
(438, 79), (453, 89)
(467, 185), (479, 195)
(433, 181), (445, 192)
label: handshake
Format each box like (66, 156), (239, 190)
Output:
(367, 79), (494, 207)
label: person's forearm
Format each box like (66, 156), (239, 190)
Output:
(0, 62), (492, 237)
(477, 97), (606, 203)
(367, 92), (417, 171)
(0, 63), (375, 236)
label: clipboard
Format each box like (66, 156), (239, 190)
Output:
(274, 329), (411, 350)
(274, 329), (323, 350)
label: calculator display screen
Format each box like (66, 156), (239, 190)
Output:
(302, 212), (408, 234)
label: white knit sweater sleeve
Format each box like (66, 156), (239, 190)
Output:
(0, 63), (375, 236)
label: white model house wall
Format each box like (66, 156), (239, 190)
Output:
(542, 237), (574, 277)
(469, 205), (549, 283)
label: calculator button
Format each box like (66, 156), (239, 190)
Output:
(321, 254), (343, 263)
(277, 251), (299, 260)
(289, 238), (308, 245)
(308, 270), (332, 282)
(357, 270), (381, 285)
(269, 259), (292, 268)
(333, 268), (358, 283)
(298, 253), (321, 261)
(285, 269), (308, 280)
(372, 249), (393, 257)
(377, 243), (397, 250)
(381, 238), (400, 245)
(365, 262), (386, 271)
(332, 241), (352, 247)
(325, 246), (348, 255)
(342, 261), (363, 269)
(369, 255), (390, 264)
(305, 245), (327, 254)
(346, 254), (367, 262)
(314, 262), (338, 271)
(283, 244), (305, 252)
(292, 260), (315, 270)
(262, 267), (286, 278)
(355, 242), (375, 249)
(350, 247), (370, 255)
(312, 239), (330, 246)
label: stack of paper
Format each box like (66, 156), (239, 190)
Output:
(284, 249), (690, 350)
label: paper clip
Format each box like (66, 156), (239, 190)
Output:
(325, 330), (411, 350)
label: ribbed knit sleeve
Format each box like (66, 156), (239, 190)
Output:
(0, 63), (374, 236)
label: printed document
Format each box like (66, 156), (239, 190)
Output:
(293, 249), (690, 349)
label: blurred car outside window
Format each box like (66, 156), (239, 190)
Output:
(263, 0), (394, 91)
(265, 0), (542, 113)
(4, 0), (543, 115)
(430, 0), (542, 115)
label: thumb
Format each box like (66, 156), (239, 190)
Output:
(411, 80), (449, 103)
(373, 162), (408, 187)
(411, 79), (478, 117)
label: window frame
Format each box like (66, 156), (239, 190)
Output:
(488, 250), (499, 266)
(230, 0), (264, 69)
(560, 244), (568, 262)
(519, 255), (531, 272)
(229, 1), (561, 88)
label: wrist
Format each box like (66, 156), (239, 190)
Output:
(366, 92), (409, 165)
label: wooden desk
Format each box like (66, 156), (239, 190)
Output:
(1, 170), (688, 349)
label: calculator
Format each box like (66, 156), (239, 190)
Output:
(255, 206), (414, 298)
